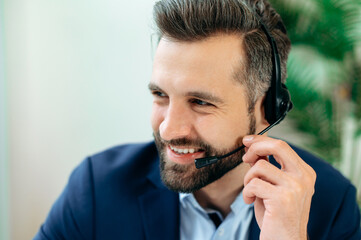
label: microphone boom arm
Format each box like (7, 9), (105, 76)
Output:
(194, 116), (284, 169)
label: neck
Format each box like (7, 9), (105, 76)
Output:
(193, 163), (250, 218)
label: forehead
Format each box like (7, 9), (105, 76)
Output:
(151, 34), (246, 94)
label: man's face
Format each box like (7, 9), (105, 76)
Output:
(150, 34), (259, 193)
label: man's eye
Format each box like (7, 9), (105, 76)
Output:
(191, 99), (213, 106)
(152, 91), (167, 97)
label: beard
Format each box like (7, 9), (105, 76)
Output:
(154, 114), (256, 193)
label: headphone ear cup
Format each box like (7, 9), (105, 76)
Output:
(264, 84), (292, 124)
(264, 87), (275, 124)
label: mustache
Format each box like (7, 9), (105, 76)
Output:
(153, 131), (212, 151)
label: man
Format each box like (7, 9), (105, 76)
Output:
(35, 0), (361, 239)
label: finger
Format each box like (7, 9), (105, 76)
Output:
(244, 159), (289, 187)
(243, 177), (277, 204)
(244, 152), (268, 167)
(242, 135), (303, 172)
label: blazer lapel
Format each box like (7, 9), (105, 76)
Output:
(248, 209), (260, 240)
(138, 188), (179, 240)
(138, 156), (180, 240)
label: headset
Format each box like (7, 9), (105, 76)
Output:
(195, 15), (293, 169)
(260, 17), (293, 125)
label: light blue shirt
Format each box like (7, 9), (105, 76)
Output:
(179, 192), (254, 240)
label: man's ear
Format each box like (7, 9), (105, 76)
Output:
(254, 95), (269, 129)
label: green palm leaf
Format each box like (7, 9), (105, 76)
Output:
(270, 0), (361, 164)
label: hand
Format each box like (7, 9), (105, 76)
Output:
(242, 135), (316, 240)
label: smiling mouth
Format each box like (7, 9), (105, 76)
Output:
(169, 145), (204, 155)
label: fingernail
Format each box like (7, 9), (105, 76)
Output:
(243, 135), (254, 142)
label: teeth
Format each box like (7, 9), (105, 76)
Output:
(170, 145), (198, 154)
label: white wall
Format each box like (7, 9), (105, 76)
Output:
(4, 0), (156, 239)
(0, 0), (10, 238)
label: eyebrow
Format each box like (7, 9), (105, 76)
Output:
(148, 82), (224, 104)
(186, 91), (224, 104)
(148, 83), (161, 92)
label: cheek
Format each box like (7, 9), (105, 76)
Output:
(225, 113), (251, 143)
(195, 116), (231, 147)
(195, 113), (249, 149)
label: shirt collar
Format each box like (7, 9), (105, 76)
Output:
(230, 192), (254, 213)
(179, 191), (253, 216)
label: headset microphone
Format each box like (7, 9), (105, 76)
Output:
(194, 115), (284, 169)
(194, 15), (293, 169)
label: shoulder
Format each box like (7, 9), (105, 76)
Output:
(290, 145), (350, 192)
(290, 145), (361, 239)
(91, 141), (158, 163)
(271, 143), (351, 196)
(290, 145), (353, 204)
(64, 141), (159, 199)
(85, 141), (162, 197)
(35, 141), (161, 240)
(88, 141), (159, 182)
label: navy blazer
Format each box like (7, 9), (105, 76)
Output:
(34, 142), (361, 240)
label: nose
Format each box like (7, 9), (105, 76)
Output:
(159, 102), (192, 141)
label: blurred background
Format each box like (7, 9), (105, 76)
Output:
(0, 0), (360, 239)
